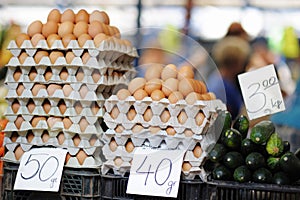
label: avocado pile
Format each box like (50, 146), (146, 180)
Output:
(206, 111), (300, 185)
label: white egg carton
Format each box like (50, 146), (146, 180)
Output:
(102, 143), (135, 160)
(7, 39), (138, 62)
(101, 159), (131, 176)
(181, 167), (208, 181)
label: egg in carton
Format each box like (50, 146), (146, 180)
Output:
(101, 157), (131, 176)
(65, 147), (102, 169)
(63, 117), (104, 135)
(102, 138), (135, 161)
(181, 162), (208, 181)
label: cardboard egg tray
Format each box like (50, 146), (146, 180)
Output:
(104, 95), (226, 134)
(7, 39), (138, 63)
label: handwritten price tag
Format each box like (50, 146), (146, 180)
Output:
(14, 148), (67, 192)
(126, 148), (185, 198)
(238, 64), (285, 120)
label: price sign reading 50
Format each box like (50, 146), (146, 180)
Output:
(14, 148), (67, 192)
(126, 148), (185, 198)
(238, 64), (285, 120)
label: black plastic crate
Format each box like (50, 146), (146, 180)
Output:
(100, 173), (207, 200)
(207, 180), (300, 200)
(1, 162), (101, 200)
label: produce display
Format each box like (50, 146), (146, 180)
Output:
(207, 112), (300, 185)
(102, 64), (227, 180)
(3, 9), (137, 168)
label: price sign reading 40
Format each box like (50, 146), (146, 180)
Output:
(126, 148), (185, 198)
(238, 64), (285, 120)
(14, 148), (67, 192)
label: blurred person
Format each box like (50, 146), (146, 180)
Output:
(225, 22), (250, 42)
(207, 36), (251, 119)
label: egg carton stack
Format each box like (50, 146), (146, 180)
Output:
(102, 64), (226, 180)
(3, 9), (137, 169)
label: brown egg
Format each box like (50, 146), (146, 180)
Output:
(88, 21), (104, 38)
(102, 23), (110, 36)
(208, 92), (216, 100)
(73, 21), (88, 38)
(93, 33), (108, 47)
(178, 111), (188, 124)
(65, 51), (75, 64)
(47, 34), (61, 48)
(110, 106), (120, 119)
(42, 131), (50, 143)
(46, 116), (61, 128)
(34, 50), (49, 64)
(42, 21), (58, 38)
(63, 117), (72, 129)
(149, 126), (160, 134)
(168, 91), (184, 104)
(91, 103), (100, 115)
(31, 33), (45, 47)
(65, 153), (71, 164)
(14, 146), (24, 160)
(13, 67), (22, 81)
(26, 100), (35, 113)
(58, 100), (67, 114)
(89, 10), (110, 24)
(31, 84), (46, 96)
(79, 85), (89, 99)
(28, 67), (37, 81)
(150, 89), (165, 101)
(107, 26), (115, 36)
(143, 108), (153, 122)
(19, 52), (28, 64)
(199, 80), (207, 94)
(92, 69), (101, 83)
(111, 26), (120, 38)
(74, 101), (83, 114)
(16, 33), (30, 47)
(73, 134), (81, 146)
(57, 132), (65, 145)
(184, 129), (194, 137)
(47, 9), (61, 22)
(116, 88), (131, 100)
(26, 131), (35, 143)
(15, 116), (24, 129)
(16, 84), (25, 96)
(44, 67), (53, 81)
(131, 124), (143, 133)
(109, 138), (118, 151)
(114, 157), (123, 167)
(144, 64), (164, 81)
(59, 67), (69, 81)
(195, 112), (205, 126)
(162, 78), (178, 97)
(49, 50), (64, 64)
(81, 51), (90, 64)
(160, 109), (171, 123)
(79, 117), (89, 132)
(115, 125), (124, 133)
(128, 77), (146, 94)
(89, 135), (98, 146)
(31, 116), (47, 127)
(27, 20), (43, 37)
(182, 162), (192, 172)
(58, 21), (74, 38)
(76, 150), (88, 165)
(10, 132), (19, 142)
(178, 65), (194, 80)
(122, 39), (132, 47)
(161, 64), (177, 81)
(185, 92), (201, 105)
(166, 126), (176, 136)
(178, 78), (195, 97)
(62, 84), (73, 97)
(12, 100), (20, 113)
(61, 9), (75, 23)
(125, 140), (134, 153)
(144, 78), (162, 95)
(127, 108), (137, 121)
(75, 9), (89, 23)
(62, 33), (76, 48)
(42, 99), (51, 114)
(133, 89), (148, 100)
(77, 33), (92, 47)
(193, 144), (202, 158)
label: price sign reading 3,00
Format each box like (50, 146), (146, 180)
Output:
(14, 148), (67, 192)
(126, 148), (185, 198)
(238, 64), (285, 120)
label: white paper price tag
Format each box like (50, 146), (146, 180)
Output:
(238, 64), (285, 120)
(126, 147), (185, 198)
(14, 148), (67, 192)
